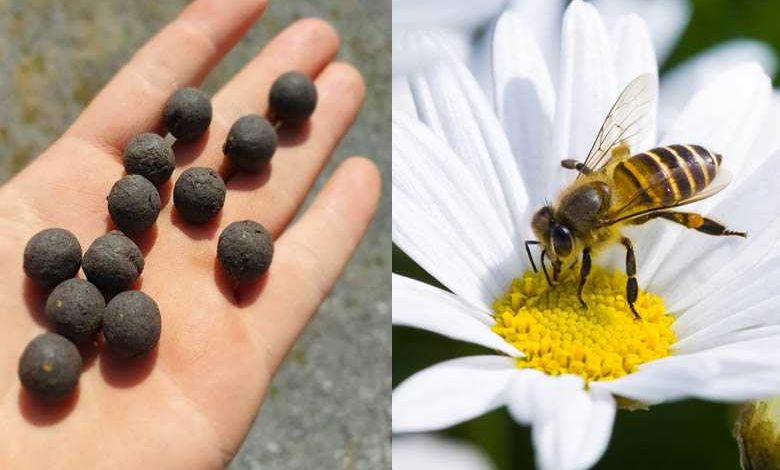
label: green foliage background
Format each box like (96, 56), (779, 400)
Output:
(393, 1), (780, 468)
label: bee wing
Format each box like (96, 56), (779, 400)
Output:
(603, 167), (732, 226)
(578, 74), (657, 179)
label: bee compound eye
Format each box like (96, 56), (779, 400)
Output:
(551, 225), (573, 258)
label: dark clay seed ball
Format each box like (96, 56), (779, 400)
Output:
(217, 220), (274, 283)
(223, 114), (278, 172)
(82, 231), (144, 294)
(107, 175), (162, 234)
(103, 290), (161, 358)
(23, 228), (82, 287)
(123, 133), (175, 186)
(268, 71), (317, 126)
(163, 87), (212, 143)
(18, 333), (81, 401)
(45, 279), (105, 344)
(173, 167), (226, 224)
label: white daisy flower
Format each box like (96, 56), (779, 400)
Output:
(392, 434), (496, 470)
(392, 1), (780, 469)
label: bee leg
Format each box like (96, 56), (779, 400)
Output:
(553, 260), (562, 282)
(621, 237), (641, 320)
(661, 212), (747, 238)
(577, 248), (592, 309)
(525, 240), (540, 272)
(633, 211), (747, 238)
(561, 159), (592, 175)
(541, 250), (553, 286)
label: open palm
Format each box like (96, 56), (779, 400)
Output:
(0, 0), (379, 467)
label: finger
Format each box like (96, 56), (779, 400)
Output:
(173, 18), (340, 171)
(222, 62), (366, 235)
(67, 0), (268, 154)
(246, 157), (380, 370)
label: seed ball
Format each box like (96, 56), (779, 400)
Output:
(173, 167), (226, 224)
(223, 114), (277, 172)
(163, 87), (212, 142)
(103, 291), (161, 358)
(217, 220), (274, 283)
(123, 133), (175, 186)
(268, 71), (317, 126)
(45, 279), (105, 344)
(23, 228), (82, 287)
(107, 175), (161, 234)
(18, 333), (81, 401)
(82, 231), (144, 294)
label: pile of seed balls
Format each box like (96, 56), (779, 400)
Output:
(18, 71), (317, 401)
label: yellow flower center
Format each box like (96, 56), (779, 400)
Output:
(491, 267), (675, 382)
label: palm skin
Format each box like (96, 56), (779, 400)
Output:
(0, 1), (380, 468)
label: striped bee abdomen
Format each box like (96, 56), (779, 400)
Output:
(612, 144), (721, 206)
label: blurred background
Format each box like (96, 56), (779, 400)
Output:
(0, 1), (390, 468)
(393, 0), (780, 468)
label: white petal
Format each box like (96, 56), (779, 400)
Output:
(677, 326), (780, 355)
(393, 75), (417, 118)
(392, 356), (516, 433)
(659, 39), (778, 133)
(431, 29), (473, 71)
(507, 0), (566, 79)
(492, 11), (556, 208)
(612, 14), (658, 84)
(392, 0), (507, 31)
(649, 151), (780, 311)
(552, 0), (618, 194)
(676, 303), (780, 354)
(392, 434), (496, 470)
(392, 274), (522, 357)
(594, 335), (780, 404)
(662, 64), (771, 174)
(593, 0), (690, 64)
(747, 92), (780, 170)
(393, 115), (524, 307)
(393, 28), (470, 78)
(636, 63), (772, 281)
(674, 249), (780, 339)
(505, 372), (616, 470)
(612, 13), (658, 152)
(469, 27), (496, 105)
(406, 32), (531, 241)
(391, 0), (504, 79)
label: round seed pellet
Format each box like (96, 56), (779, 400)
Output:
(163, 87), (212, 143)
(173, 167), (226, 224)
(223, 114), (277, 172)
(45, 279), (105, 344)
(123, 133), (175, 186)
(217, 220), (274, 283)
(107, 175), (161, 234)
(18, 333), (82, 401)
(268, 71), (317, 126)
(103, 290), (161, 358)
(82, 231), (144, 294)
(23, 228), (82, 288)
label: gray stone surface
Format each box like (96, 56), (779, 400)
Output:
(0, 1), (390, 468)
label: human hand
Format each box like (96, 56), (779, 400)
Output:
(0, 0), (380, 467)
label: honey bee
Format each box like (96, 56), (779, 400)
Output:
(527, 73), (746, 318)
